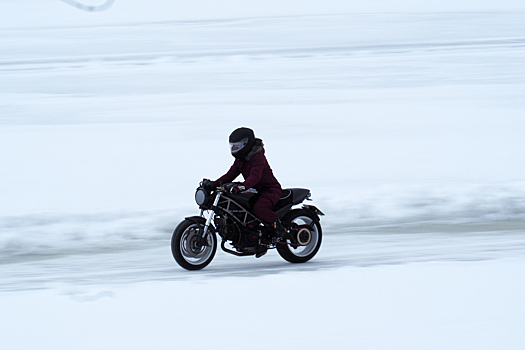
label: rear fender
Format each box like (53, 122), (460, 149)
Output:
(301, 204), (325, 223)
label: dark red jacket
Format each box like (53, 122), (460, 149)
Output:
(215, 142), (281, 193)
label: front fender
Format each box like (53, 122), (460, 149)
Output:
(174, 216), (207, 234)
(183, 215), (216, 235)
(184, 215), (206, 226)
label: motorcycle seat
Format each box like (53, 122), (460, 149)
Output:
(227, 188), (310, 216)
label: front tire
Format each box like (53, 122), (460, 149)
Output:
(171, 219), (217, 270)
(277, 209), (322, 263)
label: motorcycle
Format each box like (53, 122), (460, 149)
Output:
(171, 180), (324, 270)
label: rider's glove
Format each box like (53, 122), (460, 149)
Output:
(202, 179), (217, 192)
(228, 183), (246, 194)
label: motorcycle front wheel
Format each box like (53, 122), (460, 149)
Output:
(277, 209), (322, 263)
(171, 219), (217, 270)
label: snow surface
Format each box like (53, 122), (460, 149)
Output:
(1, 1), (525, 349)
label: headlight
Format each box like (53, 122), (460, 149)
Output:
(195, 188), (208, 206)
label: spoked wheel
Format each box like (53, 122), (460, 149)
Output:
(171, 219), (217, 270)
(277, 209), (322, 263)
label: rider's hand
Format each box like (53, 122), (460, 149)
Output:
(202, 179), (217, 192)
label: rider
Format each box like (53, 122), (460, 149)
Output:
(208, 127), (285, 239)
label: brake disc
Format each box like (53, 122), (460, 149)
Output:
(185, 228), (207, 258)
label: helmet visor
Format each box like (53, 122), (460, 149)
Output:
(229, 137), (249, 154)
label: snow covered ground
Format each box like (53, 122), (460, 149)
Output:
(1, 1), (525, 349)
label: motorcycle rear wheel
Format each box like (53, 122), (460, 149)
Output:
(277, 209), (322, 263)
(171, 219), (217, 270)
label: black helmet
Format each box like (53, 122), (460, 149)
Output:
(229, 127), (255, 159)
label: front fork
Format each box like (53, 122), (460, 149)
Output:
(200, 192), (222, 240)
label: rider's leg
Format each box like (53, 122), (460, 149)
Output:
(253, 188), (286, 239)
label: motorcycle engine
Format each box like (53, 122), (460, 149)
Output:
(241, 230), (258, 247)
(215, 215), (259, 250)
(215, 216), (238, 241)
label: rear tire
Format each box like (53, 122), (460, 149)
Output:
(277, 209), (322, 263)
(171, 219), (217, 270)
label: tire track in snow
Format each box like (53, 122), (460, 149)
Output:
(2, 211), (525, 292)
(1, 37), (525, 72)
